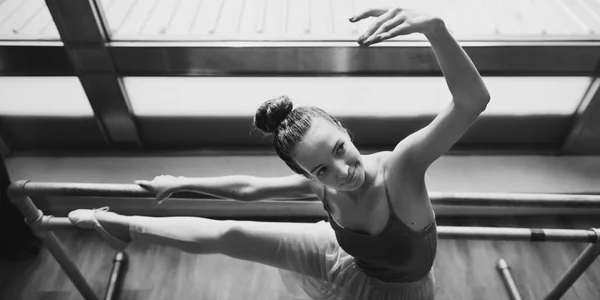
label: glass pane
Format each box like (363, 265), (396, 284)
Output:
(0, 0), (61, 41)
(125, 76), (591, 117)
(0, 77), (94, 116)
(98, 0), (600, 41)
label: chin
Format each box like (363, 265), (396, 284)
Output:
(354, 173), (366, 189)
(343, 172), (365, 191)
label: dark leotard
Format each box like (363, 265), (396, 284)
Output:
(322, 167), (438, 283)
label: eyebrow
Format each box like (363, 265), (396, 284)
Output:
(310, 138), (342, 174)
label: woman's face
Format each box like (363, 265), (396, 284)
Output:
(293, 118), (365, 191)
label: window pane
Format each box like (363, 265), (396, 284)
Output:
(125, 76), (591, 117)
(98, 0), (600, 41)
(0, 0), (60, 41)
(0, 77), (94, 116)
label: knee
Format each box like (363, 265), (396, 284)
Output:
(219, 221), (247, 256)
(218, 220), (241, 239)
(181, 220), (237, 255)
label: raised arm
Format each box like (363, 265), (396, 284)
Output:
(352, 8), (490, 175)
(136, 174), (318, 203)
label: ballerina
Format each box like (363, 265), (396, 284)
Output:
(69, 6), (490, 300)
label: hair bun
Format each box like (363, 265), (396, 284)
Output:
(253, 95), (293, 134)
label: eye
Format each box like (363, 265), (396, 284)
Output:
(317, 167), (327, 177)
(336, 143), (346, 155)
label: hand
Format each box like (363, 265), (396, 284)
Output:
(350, 7), (442, 46)
(135, 175), (184, 204)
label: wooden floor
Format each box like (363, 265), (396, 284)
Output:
(1, 215), (600, 300)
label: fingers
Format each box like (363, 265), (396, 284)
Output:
(349, 8), (387, 23)
(373, 23), (412, 44)
(357, 10), (396, 45)
(365, 15), (406, 45)
(135, 177), (174, 205)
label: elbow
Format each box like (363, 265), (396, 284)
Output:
(478, 93), (490, 111)
(236, 187), (256, 202)
(468, 89), (490, 112)
(468, 83), (491, 111)
(455, 92), (490, 113)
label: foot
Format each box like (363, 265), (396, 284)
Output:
(68, 207), (129, 251)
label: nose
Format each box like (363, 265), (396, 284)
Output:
(335, 162), (351, 179)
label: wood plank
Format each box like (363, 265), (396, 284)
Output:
(554, 0), (590, 34)
(217, 0), (244, 35)
(98, 0), (116, 11)
(18, 1), (51, 37)
(141, 0), (180, 35)
(40, 20), (59, 39)
(530, 0), (570, 35)
(262, 0), (285, 37)
(509, 0), (545, 35)
(562, 0), (600, 34)
(167, 0), (202, 35)
(119, 0), (159, 35)
(0, 0), (27, 29)
(238, 0), (262, 35)
(582, 0), (600, 23)
(104, 0), (137, 33)
(190, 0), (223, 35)
(0, 0), (40, 36)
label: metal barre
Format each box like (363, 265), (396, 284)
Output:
(41, 216), (598, 243)
(9, 180), (600, 209)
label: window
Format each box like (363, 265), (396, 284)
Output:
(0, 77), (93, 116)
(125, 76), (591, 117)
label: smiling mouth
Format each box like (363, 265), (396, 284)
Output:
(342, 165), (356, 185)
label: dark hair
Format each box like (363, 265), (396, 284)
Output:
(253, 95), (347, 176)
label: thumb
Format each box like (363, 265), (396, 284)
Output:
(135, 180), (152, 189)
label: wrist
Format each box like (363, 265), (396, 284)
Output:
(176, 177), (192, 191)
(423, 17), (446, 38)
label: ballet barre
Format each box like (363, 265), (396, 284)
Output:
(13, 181), (600, 209)
(8, 180), (600, 300)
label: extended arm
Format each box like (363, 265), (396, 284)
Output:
(352, 8), (490, 174)
(136, 174), (318, 203)
(425, 21), (490, 110)
(396, 20), (490, 172)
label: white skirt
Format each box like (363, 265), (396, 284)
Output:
(277, 221), (436, 300)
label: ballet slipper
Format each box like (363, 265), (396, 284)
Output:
(68, 207), (129, 251)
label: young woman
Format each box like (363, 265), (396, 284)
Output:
(69, 7), (490, 300)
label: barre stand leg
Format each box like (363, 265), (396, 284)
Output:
(496, 258), (523, 300)
(104, 251), (128, 300)
(545, 229), (600, 300)
(8, 185), (100, 300)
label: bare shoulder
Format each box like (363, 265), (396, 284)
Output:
(373, 149), (422, 183)
(302, 175), (323, 198)
(364, 151), (392, 163)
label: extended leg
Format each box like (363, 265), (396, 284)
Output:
(88, 211), (328, 277)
